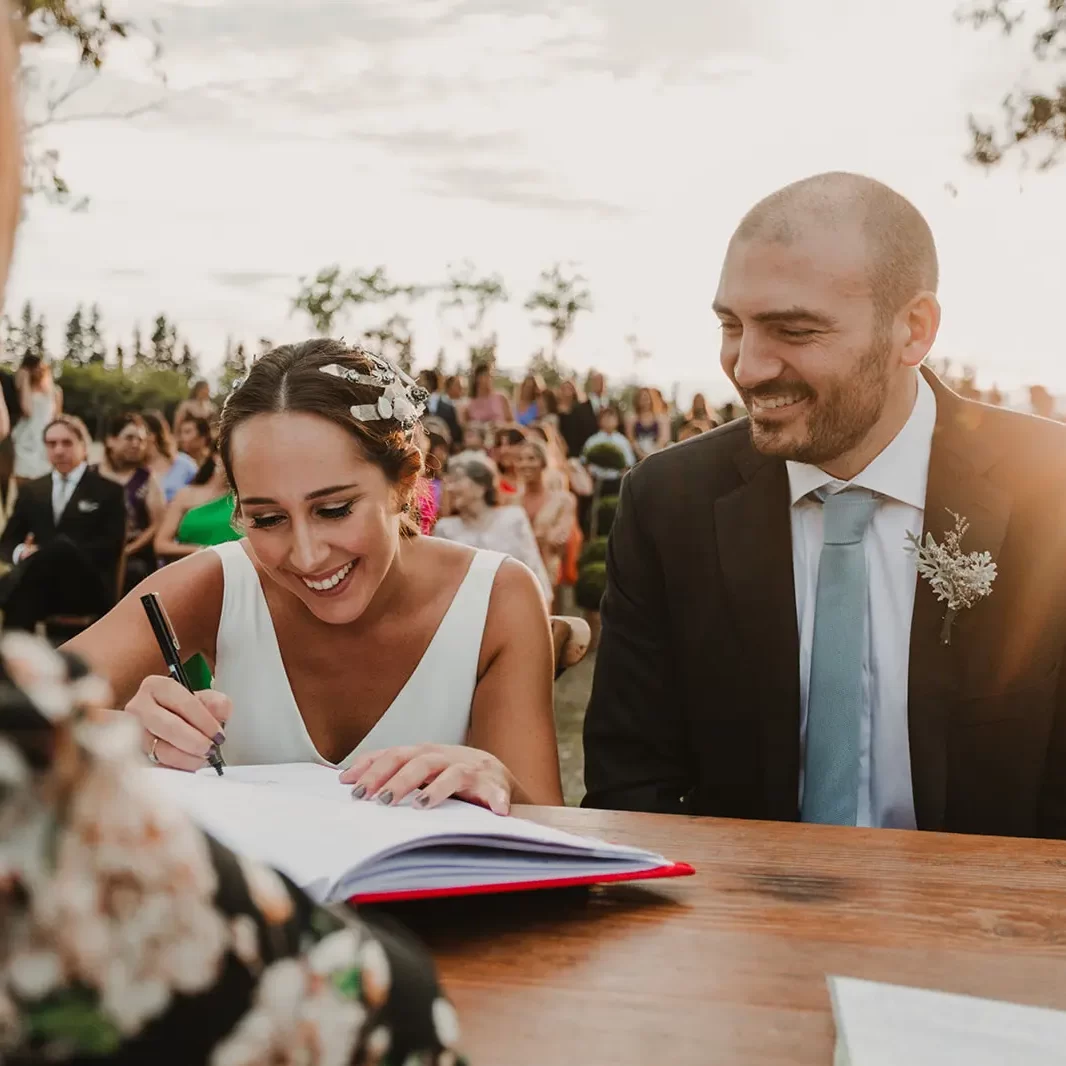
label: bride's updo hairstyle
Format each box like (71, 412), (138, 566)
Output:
(217, 339), (425, 534)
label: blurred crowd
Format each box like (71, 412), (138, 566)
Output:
(0, 348), (1062, 639)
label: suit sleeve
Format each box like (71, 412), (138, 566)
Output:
(84, 484), (128, 569)
(1037, 660), (1066, 838)
(0, 489), (31, 564)
(581, 472), (694, 813)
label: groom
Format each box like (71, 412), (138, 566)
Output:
(583, 171), (1066, 838)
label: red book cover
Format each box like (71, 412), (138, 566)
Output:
(349, 861), (695, 904)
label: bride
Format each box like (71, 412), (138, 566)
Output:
(68, 340), (563, 813)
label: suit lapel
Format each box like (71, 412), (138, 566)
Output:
(715, 446), (801, 819)
(907, 370), (1012, 829)
(57, 470), (97, 531)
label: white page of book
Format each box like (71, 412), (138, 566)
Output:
(142, 764), (668, 901)
(829, 976), (1066, 1066)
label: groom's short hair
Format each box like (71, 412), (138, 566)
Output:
(733, 171), (939, 323)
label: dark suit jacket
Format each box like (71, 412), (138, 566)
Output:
(427, 394), (462, 449)
(0, 467), (127, 599)
(559, 401), (599, 458)
(583, 370), (1066, 839)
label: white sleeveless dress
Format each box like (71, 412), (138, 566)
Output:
(12, 390), (55, 479)
(209, 540), (506, 770)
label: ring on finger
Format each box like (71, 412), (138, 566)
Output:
(148, 735), (161, 766)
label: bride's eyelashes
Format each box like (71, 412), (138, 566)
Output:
(246, 499), (358, 530)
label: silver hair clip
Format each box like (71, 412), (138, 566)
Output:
(320, 352), (429, 432)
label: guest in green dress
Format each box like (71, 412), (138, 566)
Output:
(153, 453), (240, 688)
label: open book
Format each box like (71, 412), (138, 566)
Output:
(829, 976), (1066, 1066)
(145, 762), (693, 904)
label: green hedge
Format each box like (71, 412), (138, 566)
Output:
(592, 495), (619, 538)
(575, 561), (607, 612)
(583, 440), (628, 470)
(579, 536), (608, 569)
(54, 364), (194, 438)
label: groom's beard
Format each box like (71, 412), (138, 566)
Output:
(744, 329), (892, 467)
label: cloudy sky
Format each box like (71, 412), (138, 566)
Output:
(7, 0), (1065, 401)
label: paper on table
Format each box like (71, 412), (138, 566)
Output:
(829, 976), (1066, 1066)
(143, 763), (670, 902)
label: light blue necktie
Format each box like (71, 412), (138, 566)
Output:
(801, 487), (879, 826)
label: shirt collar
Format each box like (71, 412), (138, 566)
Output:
(53, 461), (87, 487)
(786, 371), (936, 509)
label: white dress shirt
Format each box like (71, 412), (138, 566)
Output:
(786, 373), (936, 829)
(52, 461), (87, 524)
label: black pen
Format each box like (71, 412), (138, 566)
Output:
(140, 592), (225, 776)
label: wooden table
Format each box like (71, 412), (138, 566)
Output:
(375, 805), (1066, 1065)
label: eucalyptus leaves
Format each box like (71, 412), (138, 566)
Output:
(906, 511), (997, 645)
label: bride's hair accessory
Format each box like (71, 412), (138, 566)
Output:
(319, 351), (428, 432)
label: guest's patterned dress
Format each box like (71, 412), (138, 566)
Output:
(0, 634), (466, 1066)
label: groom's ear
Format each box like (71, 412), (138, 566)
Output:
(896, 291), (941, 369)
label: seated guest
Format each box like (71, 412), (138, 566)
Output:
(466, 362), (512, 426)
(435, 451), (553, 603)
(625, 387), (671, 459)
(418, 368), (462, 447)
(142, 408), (197, 502)
(584, 171), (1066, 840)
(68, 341), (563, 814)
(0, 633), (464, 1065)
(98, 413), (165, 594)
(514, 374), (544, 427)
(172, 377), (218, 436)
(515, 439), (577, 607)
(581, 405), (636, 469)
(153, 451), (238, 563)
(0, 415), (126, 631)
(491, 424), (528, 498)
(461, 423), (488, 453)
(557, 379), (598, 459)
(177, 414), (213, 468)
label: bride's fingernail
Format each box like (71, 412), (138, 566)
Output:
(377, 790), (394, 807)
(415, 793), (431, 809)
(351, 784), (367, 799)
(213, 732), (225, 746)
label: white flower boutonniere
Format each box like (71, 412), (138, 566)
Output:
(905, 510), (997, 645)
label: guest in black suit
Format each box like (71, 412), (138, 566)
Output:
(0, 366), (16, 512)
(584, 171), (1066, 840)
(419, 369), (462, 450)
(557, 379), (598, 459)
(0, 414), (126, 630)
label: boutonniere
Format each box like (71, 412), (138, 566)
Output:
(76, 499), (98, 513)
(905, 510), (997, 645)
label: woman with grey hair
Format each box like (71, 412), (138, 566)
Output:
(435, 451), (552, 601)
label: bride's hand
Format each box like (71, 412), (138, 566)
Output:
(125, 675), (231, 772)
(339, 744), (514, 815)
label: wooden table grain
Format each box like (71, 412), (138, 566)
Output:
(371, 805), (1066, 1066)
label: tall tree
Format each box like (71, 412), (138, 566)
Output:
(524, 263), (593, 358)
(113, 342), (125, 372)
(362, 314), (414, 374)
(63, 304), (85, 364)
(959, 1), (1066, 166)
(292, 265), (426, 336)
(150, 313), (175, 368)
(15, 1), (165, 207)
(131, 324), (146, 366)
(85, 303), (105, 363)
(179, 341), (199, 379)
(436, 261), (509, 346)
(32, 314), (46, 360)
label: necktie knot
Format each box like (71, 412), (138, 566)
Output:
(816, 487), (878, 546)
